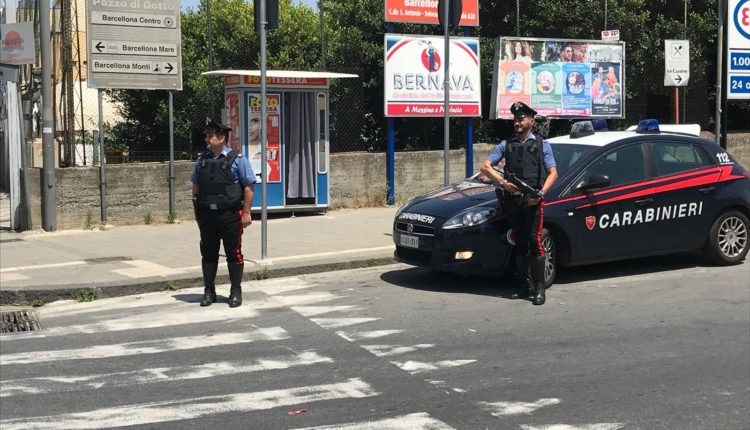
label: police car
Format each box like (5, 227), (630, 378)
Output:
(393, 120), (750, 286)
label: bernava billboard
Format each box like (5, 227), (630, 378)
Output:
(490, 37), (626, 119)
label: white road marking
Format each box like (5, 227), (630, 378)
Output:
(335, 329), (404, 342)
(255, 277), (316, 294)
(293, 412), (456, 430)
(0, 261), (86, 273)
(113, 260), (185, 278)
(480, 398), (562, 416)
(520, 425), (625, 430)
(1, 328), (289, 365)
(390, 359), (477, 374)
(264, 246), (394, 263)
(0, 351), (332, 397)
(361, 343), (435, 357)
(274, 292), (342, 306)
(292, 305), (360, 316)
(0, 378), (378, 430)
(311, 317), (381, 329)
(36, 288), (213, 317)
(0, 272), (30, 281)
(1, 306), (258, 341)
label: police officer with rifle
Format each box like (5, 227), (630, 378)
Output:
(192, 118), (256, 308)
(481, 102), (558, 305)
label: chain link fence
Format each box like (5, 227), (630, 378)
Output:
(43, 0), (749, 167)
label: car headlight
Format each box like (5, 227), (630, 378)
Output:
(442, 208), (496, 229)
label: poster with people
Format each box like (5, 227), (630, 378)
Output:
(224, 92), (241, 152)
(562, 63), (591, 116)
(531, 62), (562, 115)
(591, 63), (622, 115)
(491, 37), (625, 119)
(495, 59), (532, 118)
(248, 93), (281, 183)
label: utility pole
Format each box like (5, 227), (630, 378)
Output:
(41, 0), (57, 230)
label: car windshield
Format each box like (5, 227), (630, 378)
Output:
(551, 144), (596, 176)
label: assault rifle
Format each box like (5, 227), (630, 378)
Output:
(494, 167), (544, 199)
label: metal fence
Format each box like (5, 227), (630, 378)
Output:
(41, 0), (750, 167)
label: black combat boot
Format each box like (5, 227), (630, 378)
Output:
(200, 261), (218, 307)
(227, 263), (244, 308)
(531, 255), (546, 305)
(511, 255), (533, 299)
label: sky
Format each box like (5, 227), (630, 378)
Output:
(181, 0), (318, 12)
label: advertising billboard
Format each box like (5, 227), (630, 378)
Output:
(384, 34), (481, 117)
(248, 93), (281, 183)
(384, 0), (479, 26)
(490, 37), (626, 119)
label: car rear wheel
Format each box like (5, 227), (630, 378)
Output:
(541, 228), (557, 288)
(703, 210), (749, 265)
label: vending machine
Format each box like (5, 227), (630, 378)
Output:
(205, 70), (356, 212)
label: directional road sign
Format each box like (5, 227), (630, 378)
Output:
(727, 0), (750, 100)
(664, 39), (690, 87)
(86, 0), (182, 90)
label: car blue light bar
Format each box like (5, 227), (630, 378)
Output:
(570, 121), (595, 138)
(636, 119), (660, 133)
(591, 119), (609, 131)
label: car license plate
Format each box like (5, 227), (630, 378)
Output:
(400, 234), (419, 248)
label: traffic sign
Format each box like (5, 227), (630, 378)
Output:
(727, 0), (750, 99)
(0, 22), (35, 65)
(601, 30), (620, 41)
(86, 0), (182, 90)
(664, 39), (690, 87)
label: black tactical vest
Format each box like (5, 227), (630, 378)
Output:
(505, 136), (547, 188)
(196, 150), (243, 210)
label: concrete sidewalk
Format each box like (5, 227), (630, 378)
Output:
(0, 203), (398, 305)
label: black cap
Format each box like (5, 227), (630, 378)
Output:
(510, 102), (537, 119)
(203, 117), (231, 135)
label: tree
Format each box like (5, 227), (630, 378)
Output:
(107, 0), (321, 156)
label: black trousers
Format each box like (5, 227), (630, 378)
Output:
(503, 194), (545, 259)
(198, 208), (245, 264)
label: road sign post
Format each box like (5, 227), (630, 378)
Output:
(86, 0), (182, 90)
(664, 39), (690, 123)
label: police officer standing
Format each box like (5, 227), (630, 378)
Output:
(192, 118), (256, 308)
(481, 102), (558, 305)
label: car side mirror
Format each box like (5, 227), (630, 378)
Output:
(576, 173), (610, 192)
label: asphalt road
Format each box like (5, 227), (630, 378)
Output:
(1, 256), (748, 430)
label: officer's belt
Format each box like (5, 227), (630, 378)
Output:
(198, 202), (237, 210)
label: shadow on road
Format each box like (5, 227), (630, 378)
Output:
(380, 267), (521, 300)
(381, 252), (714, 296)
(554, 252), (708, 285)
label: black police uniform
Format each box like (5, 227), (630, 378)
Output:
(193, 118), (252, 308)
(503, 102), (549, 305)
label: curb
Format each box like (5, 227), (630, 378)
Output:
(0, 256), (396, 306)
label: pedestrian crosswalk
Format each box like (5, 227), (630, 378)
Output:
(0, 269), (626, 429)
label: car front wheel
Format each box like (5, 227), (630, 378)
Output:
(703, 210), (749, 265)
(541, 228), (557, 288)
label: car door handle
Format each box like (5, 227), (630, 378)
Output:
(699, 186), (716, 194)
(634, 198), (653, 206)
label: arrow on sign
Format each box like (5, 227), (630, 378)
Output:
(165, 63), (174, 73)
(95, 42), (105, 53)
(675, 75), (682, 84)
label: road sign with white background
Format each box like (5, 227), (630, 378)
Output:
(727, 0), (750, 99)
(601, 30), (620, 41)
(664, 39), (689, 87)
(86, 0), (182, 90)
(0, 22), (36, 65)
